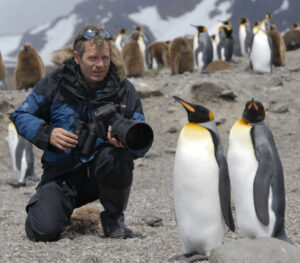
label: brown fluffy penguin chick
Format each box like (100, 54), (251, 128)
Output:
(62, 206), (101, 237)
(14, 42), (45, 90)
(122, 31), (144, 77)
(185, 36), (194, 49)
(203, 60), (235, 73)
(52, 45), (74, 67)
(148, 41), (170, 67)
(283, 27), (300, 51)
(169, 37), (194, 75)
(0, 52), (6, 80)
(268, 25), (286, 66)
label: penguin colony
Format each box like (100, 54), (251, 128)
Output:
(108, 16), (293, 77)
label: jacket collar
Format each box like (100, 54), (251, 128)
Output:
(61, 59), (121, 106)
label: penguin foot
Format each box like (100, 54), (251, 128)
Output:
(8, 182), (26, 188)
(184, 253), (209, 262)
(168, 253), (208, 262)
(26, 174), (40, 182)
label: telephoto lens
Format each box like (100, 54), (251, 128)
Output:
(92, 103), (154, 155)
(111, 114), (154, 154)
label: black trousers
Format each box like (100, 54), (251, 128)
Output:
(25, 146), (134, 242)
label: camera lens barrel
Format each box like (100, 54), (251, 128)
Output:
(111, 116), (154, 154)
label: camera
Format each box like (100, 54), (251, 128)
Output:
(75, 103), (154, 156)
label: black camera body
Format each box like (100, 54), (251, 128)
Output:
(75, 103), (154, 156)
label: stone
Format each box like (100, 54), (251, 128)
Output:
(209, 237), (300, 263)
(142, 210), (163, 227)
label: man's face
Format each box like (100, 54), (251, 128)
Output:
(74, 40), (111, 86)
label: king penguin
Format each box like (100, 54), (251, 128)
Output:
(227, 99), (291, 243)
(250, 25), (273, 73)
(115, 27), (129, 52)
(239, 18), (253, 57)
(262, 13), (273, 32)
(217, 26), (234, 62)
(6, 121), (38, 187)
(210, 35), (218, 61)
(192, 25), (213, 72)
(173, 96), (235, 258)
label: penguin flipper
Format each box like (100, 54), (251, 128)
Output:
(218, 154), (235, 232)
(209, 129), (235, 232)
(252, 142), (275, 226)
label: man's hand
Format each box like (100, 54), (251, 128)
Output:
(50, 128), (78, 151)
(107, 125), (125, 148)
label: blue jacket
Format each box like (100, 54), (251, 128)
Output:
(12, 59), (147, 178)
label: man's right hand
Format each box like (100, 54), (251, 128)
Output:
(50, 128), (78, 151)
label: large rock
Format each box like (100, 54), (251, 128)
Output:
(210, 237), (300, 263)
(191, 81), (237, 103)
(129, 79), (163, 98)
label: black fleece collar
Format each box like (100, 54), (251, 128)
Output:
(61, 58), (121, 107)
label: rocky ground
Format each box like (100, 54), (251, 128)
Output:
(0, 50), (299, 262)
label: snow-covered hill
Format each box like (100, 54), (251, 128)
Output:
(0, 0), (298, 66)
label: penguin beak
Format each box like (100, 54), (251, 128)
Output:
(173, 96), (195, 112)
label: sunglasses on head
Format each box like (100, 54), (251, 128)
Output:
(74, 29), (112, 46)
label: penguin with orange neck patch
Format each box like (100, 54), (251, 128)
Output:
(173, 96), (235, 259)
(227, 99), (291, 243)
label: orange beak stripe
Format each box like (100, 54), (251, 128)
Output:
(179, 101), (195, 112)
(248, 102), (259, 111)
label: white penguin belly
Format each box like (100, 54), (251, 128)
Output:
(239, 27), (246, 57)
(228, 121), (275, 238)
(212, 42), (217, 61)
(6, 122), (19, 172)
(250, 33), (271, 73)
(174, 125), (224, 255)
(17, 150), (28, 184)
(197, 52), (204, 72)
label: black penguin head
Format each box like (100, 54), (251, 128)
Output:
(265, 13), (273, 19)
(242, 98), (266, 123)
(191, 25), (207, 33)
(291, 22), (300, 29)
(173, 96), (214, 123)
(117, 27), (129, 34)
(239, 18), (248, 24)
(222, 20), (232, 26)
(132, 25), (143, 32)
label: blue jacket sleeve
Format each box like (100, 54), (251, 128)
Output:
(12, 87), (54, 150)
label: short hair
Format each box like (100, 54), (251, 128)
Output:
(73, 24), (127, 81)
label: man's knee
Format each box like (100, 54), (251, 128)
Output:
(24, 181), (75, 242)
(25, 214), (62, 242)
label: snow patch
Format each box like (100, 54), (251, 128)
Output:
(274, 0), (289, 15)
(0, 34), (22, 64)
(30, 22), (51, 35)
(39, 14), (78, 65)
(129, 0), (232, 41)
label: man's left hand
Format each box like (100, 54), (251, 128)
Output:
(107, 125), (125, 148)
